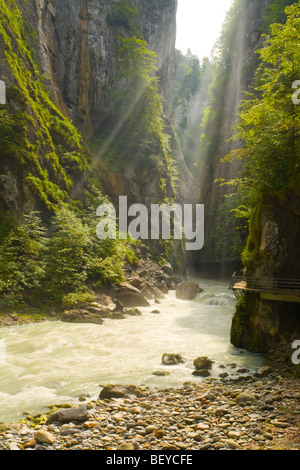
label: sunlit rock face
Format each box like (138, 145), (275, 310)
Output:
(0, 0), (197, 214)
(196, 0), (268, 268)
(29, 0), (178, 137)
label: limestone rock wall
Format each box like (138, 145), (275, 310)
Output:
(0, 0), (198, 216)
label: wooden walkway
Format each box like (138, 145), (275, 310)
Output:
(230, 274), (300, 303)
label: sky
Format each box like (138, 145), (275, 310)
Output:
(176, 0), (234, 60)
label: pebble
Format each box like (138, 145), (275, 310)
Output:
(0, 376), (299, 451)
(35, 429), (56, 445)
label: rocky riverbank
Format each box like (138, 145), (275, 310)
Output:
(0, 245), (188, 328)
(0, 374), (299, 451)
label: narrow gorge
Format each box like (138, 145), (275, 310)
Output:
(0, 0), (299, 451)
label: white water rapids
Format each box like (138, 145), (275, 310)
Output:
(0, 278), (264, 423)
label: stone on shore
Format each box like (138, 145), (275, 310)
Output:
(35, 429), (56, 445)
(236, 391), (257, 404)
(254, 365), (271, 377)
(99, 385), (144, 400)
(46, 405), (88, 425)
(1, 375), (300, 451)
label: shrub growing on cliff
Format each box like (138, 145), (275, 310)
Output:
(0, 201), (134, 308)
(0, 212), (47, 306)
(114, 37), (165, 157)
(0, 0), (91, 212)
(44, 202), (130, 304)
(44, 205), (91, 302)
(224, 2), (300, 198)
(107, 0), (140, 36)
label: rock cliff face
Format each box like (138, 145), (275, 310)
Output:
(184, 0), (300, 358)
(226, 1), (300, 359)
(0, 0), (198, 217)
(30, 0), (178, 138)
(196, 0), (268, 273)
(231, 186), (300, 358)
(36, 0), (198, 207)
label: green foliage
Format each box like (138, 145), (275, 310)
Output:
(94, 35), (179, 200)
(173, 49), (202, 106)
(61, 292), (97, 310)
(222, 2), (300, 269)
(44, 205), (92, 300)
(114, 37), (165, 151)
(0, 198), (137, 308)
(224, 2), (300, 200)
(0, 0), (90, 211)
(172, 51), (213, 177)
(107, 0), (141, 36)
(261, 0), (296, 33)
(0, 212), (47, 306)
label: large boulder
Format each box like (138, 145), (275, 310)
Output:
(194, 356), (214, 370)
(192, 369), (211, 377)
(59, 310), (104, 325)
(176, 281), (203, 300)
(99, 385), (144, 400)
(112, 283), (150, 307)
(162, 262), (173, 276)
(162, 353), (184, 366)
(46, 405), (88, 425)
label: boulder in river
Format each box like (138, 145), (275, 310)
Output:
(192, 369), (211, 377)
(152, 370), (170, 376)
(112, 283), (150, 307)
(176, 281), (203, 300)
(162, 353), (184, 366)
(124, 307), (142, 316)
(194, 356), (214, 370)
(59, 310), (104, 325)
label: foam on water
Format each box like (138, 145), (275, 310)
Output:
(0, 278), (264, 422)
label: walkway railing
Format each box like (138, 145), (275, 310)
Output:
(230, 273), (300, 295)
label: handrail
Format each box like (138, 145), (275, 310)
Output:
(230, 274), (300, 294)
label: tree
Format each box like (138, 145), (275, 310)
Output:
(261, 0), (296, 33)
(222, 2), (300, 269)
(114, 37), (165, 155)
(0, 212), (47, 305)
(224, 2), (300, 199)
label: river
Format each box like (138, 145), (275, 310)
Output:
(0, 277), (264, 423)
